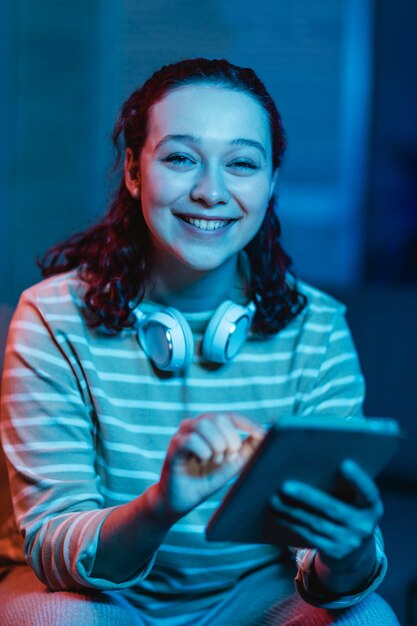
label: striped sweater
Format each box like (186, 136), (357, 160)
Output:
(0, 270), (386, 616)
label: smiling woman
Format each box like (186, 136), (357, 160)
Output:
(32, 59), (301, 336)
(125, 85), (277, 304)
(0, 58), (399, 625)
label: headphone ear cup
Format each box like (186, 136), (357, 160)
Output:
(202, 300), (256, 363)
(137, 308), (194, 371)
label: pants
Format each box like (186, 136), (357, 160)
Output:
(0, 564), (400, 626)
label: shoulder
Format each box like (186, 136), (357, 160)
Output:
(15, 270), (87, 324)
(24, 268), (80, 294)
(296, 279), (346, 317)
(282, 277), (349, 338)
(5, 271), (91, 365)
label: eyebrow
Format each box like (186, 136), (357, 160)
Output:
(154, 134), (267, 159)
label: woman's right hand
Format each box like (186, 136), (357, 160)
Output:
(156, 412), (265, 518)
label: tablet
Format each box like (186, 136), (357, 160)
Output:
(205, 415), (403, 545)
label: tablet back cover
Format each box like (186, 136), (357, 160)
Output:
(206, 417), (401, 545)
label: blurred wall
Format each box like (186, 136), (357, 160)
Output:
(366, 0), (417, 283)
(0, 0), (416, 308)
(0, 0), (103, 305)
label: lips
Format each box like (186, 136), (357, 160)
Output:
(181, 216), (231, 231)
(174, 213), (238, 233)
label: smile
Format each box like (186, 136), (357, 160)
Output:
(177, 216), (234, 231)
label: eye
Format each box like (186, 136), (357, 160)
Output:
(228, 160), (259, 172)
(161, 153), (196, 167)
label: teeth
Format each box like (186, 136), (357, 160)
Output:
(181, 217), (230, 231)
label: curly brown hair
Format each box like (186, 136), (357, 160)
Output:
(38, 58), (306, 335)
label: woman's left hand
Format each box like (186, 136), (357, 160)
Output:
(270, 459), (383, 570)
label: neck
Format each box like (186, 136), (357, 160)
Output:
(147, 253), (243, 313)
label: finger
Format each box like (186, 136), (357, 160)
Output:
(194, 418), (229, 459)
(180, 413), (264, 441)
(228, 413), (266, 439)
(273, 516), (339, 556)
(215, 414), (244, 453)
(239, 433), (263, 461)
(178, 417), (195, 433)
(340, 459), (383, 511)
(280, 480), (354, 524)
(178, 413), (264, 464)
(178, 432), (213, 462)
(271, 492), (345, 539)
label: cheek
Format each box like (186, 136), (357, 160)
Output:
(233, 178), (271, 217)
(142, 166), (190, 208)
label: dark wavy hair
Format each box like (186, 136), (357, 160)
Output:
(38, 58), (306, 335)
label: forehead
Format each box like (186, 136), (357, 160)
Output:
(146, 85), (271, 148)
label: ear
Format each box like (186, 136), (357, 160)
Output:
(124, 148), (141, 199)
(269, 169), (279, 201)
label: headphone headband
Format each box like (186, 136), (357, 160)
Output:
(134, 300), (255, 371)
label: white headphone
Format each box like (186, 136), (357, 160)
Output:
(134, 300), (256, 371)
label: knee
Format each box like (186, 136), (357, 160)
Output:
(272, 592), (400, 626)
(0, 566), (136, 626)
(1, 591), (136, 626)
(333, 593), (400, 626)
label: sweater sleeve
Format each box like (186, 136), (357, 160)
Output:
(294, 528), (387, 609)
(292, 304), (387, 606)
(0, 290), (155, 590)
(296, 306), (366, 419)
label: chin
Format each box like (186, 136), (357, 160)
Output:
(182, 259), (225, 273)
(176, 252), (230, 273)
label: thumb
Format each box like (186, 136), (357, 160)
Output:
(228, 413), (266, 439)
(225, 432), (262, 470)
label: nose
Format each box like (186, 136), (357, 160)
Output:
(190, 164), (230, 206)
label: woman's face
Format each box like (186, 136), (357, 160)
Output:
(127, 84), (277, 272)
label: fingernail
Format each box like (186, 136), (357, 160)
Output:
(342, 459), (355, 473)
(282, 481), (298, 495)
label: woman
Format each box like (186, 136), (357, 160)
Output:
(0, 58), (399, 625)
